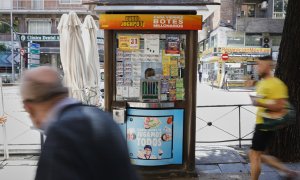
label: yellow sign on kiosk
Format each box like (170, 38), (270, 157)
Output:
(118, 35), (140, 51)
(100, 14), (202, 30)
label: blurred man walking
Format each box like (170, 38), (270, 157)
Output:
(20, 66), (139, 180)
(248, 56), (298, 180)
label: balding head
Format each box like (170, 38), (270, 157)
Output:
(21, 66), (69, 128)
(21, 66), (68, 103)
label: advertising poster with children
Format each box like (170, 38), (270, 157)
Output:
(124, 108), (184, 166)
(126, 115), (173, 161)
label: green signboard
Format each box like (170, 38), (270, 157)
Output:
(30, 49), (40, 54)
(19, 34), (60, 42)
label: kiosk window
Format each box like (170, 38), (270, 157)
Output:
(115, 33), (186, 102)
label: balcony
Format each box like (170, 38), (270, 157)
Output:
(0, 0), (90, 14)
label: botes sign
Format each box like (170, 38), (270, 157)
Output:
(99, 14), (202, 30)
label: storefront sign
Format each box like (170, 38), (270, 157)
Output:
(19, 34), (60, 42)
(118, 35), (140, 51)
(100, 14), (202, 30)
(220, 47), (271, 56)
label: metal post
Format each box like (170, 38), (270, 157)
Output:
(20, 53), (23, 76)
(28, 42), (31, 69)
(10, 11), (15, 83)
(0, 79), (9, 159)
(40, 133), (44, 149)
(238, 105), (241, 148)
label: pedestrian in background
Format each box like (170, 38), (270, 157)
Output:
(221, 71), (228, 90)
(248, 56), (299, 180)
(20, 66), (139, 180)
(198, 68), (202, 83)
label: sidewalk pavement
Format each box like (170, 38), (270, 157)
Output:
(195, 145), (300, 180)
(1, 145), (300, 180)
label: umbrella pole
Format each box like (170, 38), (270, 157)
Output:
(0, 79), (9, 159)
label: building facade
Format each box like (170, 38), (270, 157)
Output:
(199, 0), (287, 87)
(0, 0), (103, 80)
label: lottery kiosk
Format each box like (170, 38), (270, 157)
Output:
(100, 12), (201, 177)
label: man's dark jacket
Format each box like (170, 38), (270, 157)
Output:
(35, 104), (139, 180)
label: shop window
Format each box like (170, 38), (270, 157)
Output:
(32, 0), (44, 10)
(245, 33), (262, 47)
(227, 33), (245, 46)
(0, 1), (12, 9)
(241, 4), (256, 17)
(271, 35), (282, 46)
(28, 19), (51, 34)
(59, 0), (82, 4)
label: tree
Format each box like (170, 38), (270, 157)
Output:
(269, 0), (300, 161)
(0, 43), (7, 52)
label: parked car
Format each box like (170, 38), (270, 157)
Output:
(0, 73), (13, 84)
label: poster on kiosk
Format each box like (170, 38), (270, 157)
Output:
(126, 109), (184, 166)
(100, 14), (202, 166)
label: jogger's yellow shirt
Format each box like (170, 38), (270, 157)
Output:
(256, 77), (288, 124)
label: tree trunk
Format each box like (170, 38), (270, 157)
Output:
(269, 0), (300, 161)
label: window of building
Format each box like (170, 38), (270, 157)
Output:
(271, 35), (282, 46)
(245, 33), (262, 46)
(28, 19), (51, 34)
(0, 1), (12, 9)
(199, 41), (204, 52)
(210, 35), (218, 48)
(273, 0), (288, 18)
(204, 39), (209, 50)
(32, 0), (44, 10)
(241, 4), (256, 17)
(227, 32), (245, 46)
(59, 0), (82, 4)
(273, 0), (288, 12)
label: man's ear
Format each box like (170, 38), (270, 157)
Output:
(23, 102), (32, 112)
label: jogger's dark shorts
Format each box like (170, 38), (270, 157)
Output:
(251, 127), (275, 151)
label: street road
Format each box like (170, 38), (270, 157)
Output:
(196, 81), (256, 146)
(0, 85), (40, 150)
(0, 81), (256, 150)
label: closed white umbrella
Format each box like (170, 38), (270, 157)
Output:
(57, 14), (68, 71)
(81, 15), (101, 105)
(58, 12), (88, 102)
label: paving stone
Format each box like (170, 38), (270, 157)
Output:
(259, 171), (281, 180)
(196, 165), (221, 174)
(0, 166), (37, 180)
(198, 173), (250, 180)
(4, 160), (37, 166)
(219, 163), (249, 173)
(246, 163), (276, 172)
(284, 162), (300, 171)
(195, 149), (243, 165)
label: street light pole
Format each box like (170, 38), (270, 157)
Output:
(10, 10), (15, 83)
